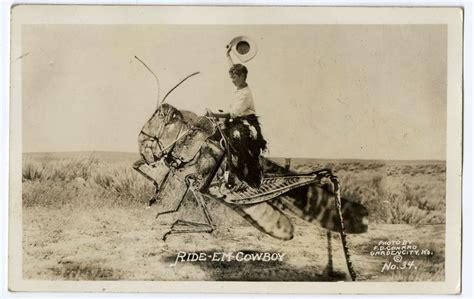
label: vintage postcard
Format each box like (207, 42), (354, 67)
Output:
(9, 5), (463, 294)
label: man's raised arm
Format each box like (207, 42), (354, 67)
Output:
(226, 45), (234, 67)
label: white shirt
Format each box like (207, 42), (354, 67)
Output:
(229, 86), (256, 118)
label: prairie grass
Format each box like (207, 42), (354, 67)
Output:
(23, 155), (154, 208)
(23, 154), (446, 225)
(21, 153), (446, 282)
(288, 159), (445, 225)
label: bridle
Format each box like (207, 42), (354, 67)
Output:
(140, 105), (187, 157)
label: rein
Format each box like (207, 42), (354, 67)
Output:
(141, 107), (189, 158)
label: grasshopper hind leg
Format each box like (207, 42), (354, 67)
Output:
(323, 231), (334, 276)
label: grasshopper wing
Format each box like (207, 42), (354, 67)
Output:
(224, 201), (294, 240)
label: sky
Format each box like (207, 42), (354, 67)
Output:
(21, 24), (447, 160)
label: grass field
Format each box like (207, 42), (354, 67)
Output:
(21, 152), (446, 281)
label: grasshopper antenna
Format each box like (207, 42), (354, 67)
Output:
(161, 71), (200, 105)
(134, 55), (161, 108)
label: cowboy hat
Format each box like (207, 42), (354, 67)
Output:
(227, 36), (258, 63)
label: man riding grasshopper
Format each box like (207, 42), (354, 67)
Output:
(205, 44), (267, 191)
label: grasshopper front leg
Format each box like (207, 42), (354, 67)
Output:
(162, 181), (215, 241)
(155, 190), (187, 219)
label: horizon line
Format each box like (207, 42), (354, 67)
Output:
(22, 150), (446, 163)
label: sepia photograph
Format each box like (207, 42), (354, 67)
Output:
(8, 5), (463, 294)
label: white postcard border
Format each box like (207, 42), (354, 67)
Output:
(8, 5), (464, 294)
